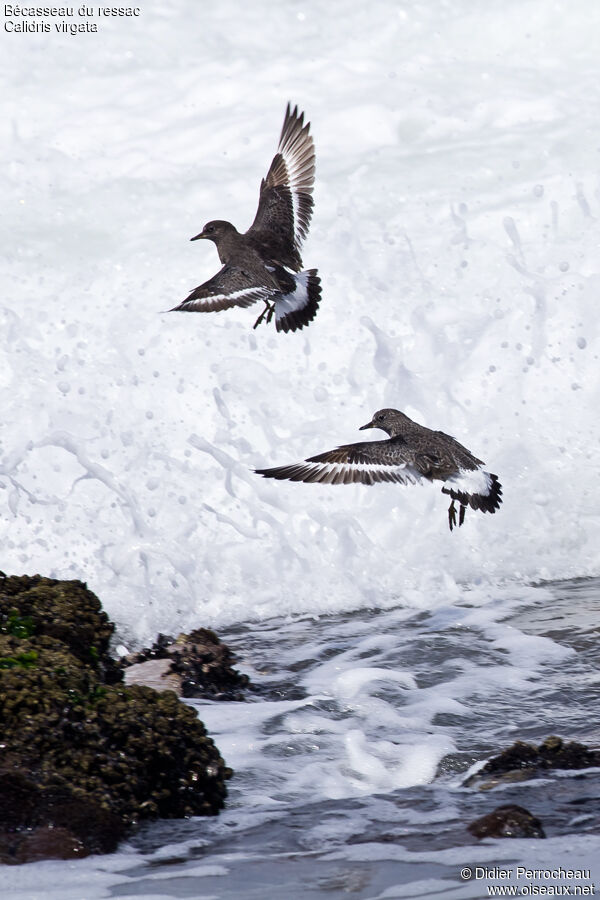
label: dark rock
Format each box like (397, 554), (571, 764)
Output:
(463, 737), (600, 789)
(0, 574), (121, 683)
(0, 575), (232, 864)
(0, 772), (124, 862)
(467, 804), (546, 839)
(121, 628), (251, 700)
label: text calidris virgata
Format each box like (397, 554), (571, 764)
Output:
(255, 408), (502, 530)
(171, 104), (321, 333)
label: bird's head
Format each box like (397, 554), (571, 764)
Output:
(190, 220), (238, 243)
(359, 408), (407, 436)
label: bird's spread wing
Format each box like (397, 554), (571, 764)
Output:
(247, 104), (315, 268)
(256, 439), (424, 486)
(171, 265), (278, 313)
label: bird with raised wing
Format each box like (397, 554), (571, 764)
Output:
(255, 408), (502, 530)
(171, 104), (321, 333)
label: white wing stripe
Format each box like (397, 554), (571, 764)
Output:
(199, 287), (269, 303)
(289, 460), (422, 485)
(279, 124), (314, 247)
(181, 286), (276, 310)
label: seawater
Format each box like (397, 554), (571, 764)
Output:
(3, 578), (600, 899)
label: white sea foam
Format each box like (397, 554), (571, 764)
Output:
(0, 26), (600, 640)
(3, 6), (599, 640)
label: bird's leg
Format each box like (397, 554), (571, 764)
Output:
(448, 500), (457, 531)
(447, 498), (468, 531)
(252, 300), (275, 330)
(252, 306), (267, 329)
(448, 500), (462, 531)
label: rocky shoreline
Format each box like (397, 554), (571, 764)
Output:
(2, 572), (599, 864)
(0, 574), (235, 864)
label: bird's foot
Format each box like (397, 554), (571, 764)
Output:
(448, 500), (467, 531)
(253, 301), (275, 330)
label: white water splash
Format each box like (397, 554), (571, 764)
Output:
(3, 0), (600, 636)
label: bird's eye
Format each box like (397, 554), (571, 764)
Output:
(206, 226), (214, 234)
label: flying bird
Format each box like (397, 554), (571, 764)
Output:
(171, 104), (321, 333)
(255, 408), (502, 530)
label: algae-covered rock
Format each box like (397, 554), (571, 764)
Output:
(0, 574), (232, 864)
(0, 574), (119, 681)
(463, 736), (600, 789)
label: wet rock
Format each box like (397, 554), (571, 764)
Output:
(467, 804), (546, 839)
(0, 772), (124, 862)
(121, 628), (250, 699)
(0, 574), (232, 864)
(123, 656), (182, 693)
(463, 736), (600, 789)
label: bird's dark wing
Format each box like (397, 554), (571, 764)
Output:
(170, 265), (277, 313)
(247, 104), (315, 270)
(256, 439), (424, 486)
(431, 430), (484, 469)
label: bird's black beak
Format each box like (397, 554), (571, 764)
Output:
(359, 421), (374, 431)
(190, 231), (206, 242)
